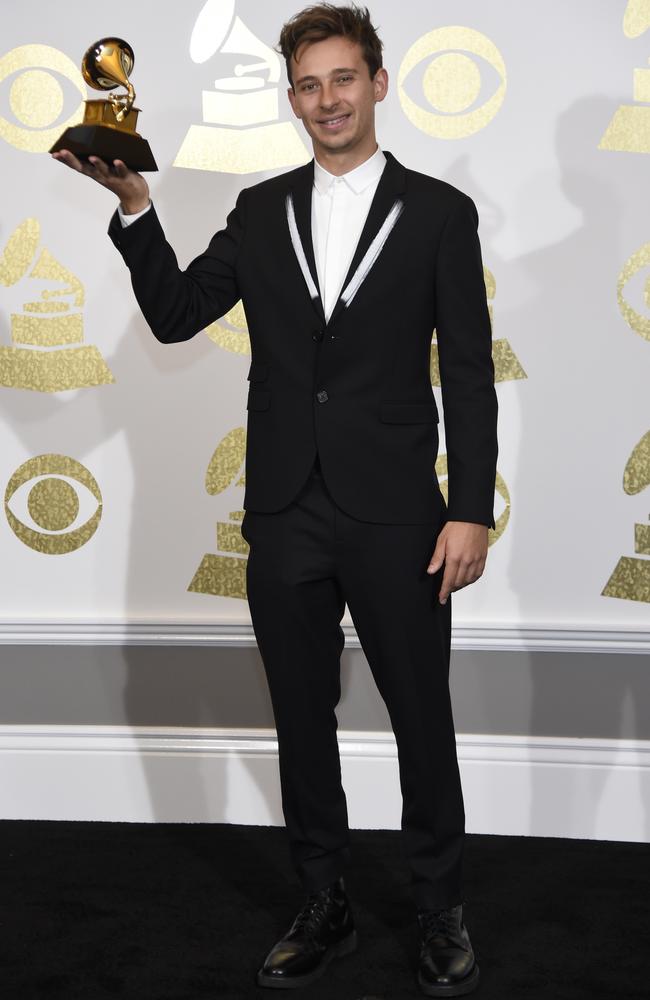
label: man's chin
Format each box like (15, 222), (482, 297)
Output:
(313, 131), (357, 155)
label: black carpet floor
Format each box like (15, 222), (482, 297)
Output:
(1, 821), (648, 1000)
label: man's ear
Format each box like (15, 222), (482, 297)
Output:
(374, 67), (389, 103)
(287, 86), (301, 118)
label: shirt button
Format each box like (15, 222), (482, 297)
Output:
(316, 389), (329, 403)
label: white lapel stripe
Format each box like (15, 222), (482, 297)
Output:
(285, 193), (320, 302)
(340, 198), (405, 308)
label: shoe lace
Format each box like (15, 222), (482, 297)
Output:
(292, 890), (335, 937)
(419, 907), (459, 944)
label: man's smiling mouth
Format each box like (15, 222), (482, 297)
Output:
(317, 113), (351, 127)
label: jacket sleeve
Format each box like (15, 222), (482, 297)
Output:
(435, 194), (498, 529)
(107, 188), (248, 344)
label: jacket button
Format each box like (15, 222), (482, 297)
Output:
(316, 389), (329, 403)
(311, 329), (324, 342)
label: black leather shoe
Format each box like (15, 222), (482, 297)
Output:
(256, 877), (357, 989)
(417, 904), (480, 996)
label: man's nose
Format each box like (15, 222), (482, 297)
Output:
(320, 85), (339, 109)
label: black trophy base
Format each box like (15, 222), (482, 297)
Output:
(50, 125), (158, 172)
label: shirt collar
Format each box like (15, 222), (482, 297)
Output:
(313, 146), (386, 195)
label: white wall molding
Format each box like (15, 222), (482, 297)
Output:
(1, 725), (649, 842)
(0, 620), (649, 653)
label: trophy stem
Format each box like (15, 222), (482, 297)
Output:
(109, 81), (136, 124)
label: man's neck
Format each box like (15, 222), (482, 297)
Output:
(313, 140), (379, 177)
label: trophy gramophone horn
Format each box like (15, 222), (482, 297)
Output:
(82, 38), (135, 123)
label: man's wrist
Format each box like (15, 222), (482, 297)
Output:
(119, 198), (150, 216)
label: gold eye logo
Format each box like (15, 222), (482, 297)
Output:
(617, 242), (650, 341)
(5, 454), (102, 554)
(435, 454), (510, 545)
(398, 26), (506, 139)
(0, 45), (85, 153)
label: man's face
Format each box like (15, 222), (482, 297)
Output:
(287, 35), (388, 159)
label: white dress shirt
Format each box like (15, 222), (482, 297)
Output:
(118, 146), (386, 322)
(311, 145), (385, 320)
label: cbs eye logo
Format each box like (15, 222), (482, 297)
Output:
(0, 45), (85, 153)
(398, 26), (507, 139)
(5, 454), (102, 554)
(617, 241), (650, 342)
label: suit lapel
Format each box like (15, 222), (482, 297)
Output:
(287, 160), (326, 327)
(285, 149), (407, 329)
(327, 149), (407, 326)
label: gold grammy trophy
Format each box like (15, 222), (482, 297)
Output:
(50, 37), (157, 171)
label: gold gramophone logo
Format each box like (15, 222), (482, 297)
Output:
(175, 0), (310, 173)
(430, 265), (526, 385)
(599, 0), (650, 154)
(398, 26), (506, 140)
(602, 431), (650, 603)
(4, 454), (103, 554)
(0, 218), (114, 392)
(187, 427), (249, 599)
(435, 454), (510, 546)
(0, 45), (85, 153)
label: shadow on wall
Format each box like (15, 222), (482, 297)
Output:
(1, 156), (285, 837)
(445, 95), (650, 842)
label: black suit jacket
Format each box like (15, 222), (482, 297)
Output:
(108, 149), (498, 527)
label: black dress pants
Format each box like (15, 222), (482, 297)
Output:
(241, 454), (465, 911)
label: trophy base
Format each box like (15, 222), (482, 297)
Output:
(50, 124), (158, 172)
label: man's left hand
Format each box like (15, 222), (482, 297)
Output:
(427, 521), (489, 605)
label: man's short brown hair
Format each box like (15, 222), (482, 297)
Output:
(278, 3), (383, 90)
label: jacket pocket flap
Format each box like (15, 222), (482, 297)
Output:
(247, 362), (269, 382)
(380, 401), (439, 423)
(247, 388), (271, 411)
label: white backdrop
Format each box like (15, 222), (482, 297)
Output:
(0, 0), (648, 632)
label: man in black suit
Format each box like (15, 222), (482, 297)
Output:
(53, 4), (497, 995)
